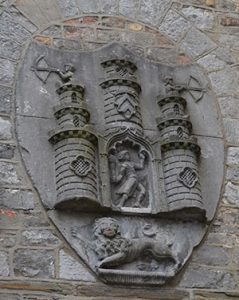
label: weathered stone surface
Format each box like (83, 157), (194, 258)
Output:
(226, 165), (239, 182)
(0, 251), (9, 276)
(0, 0), (11, 7)
(195, 291), (239, 300)
(14, 249), (55, 278)
(0, 209), (21, 229)
(197, 52), (227, 72)
(0, 284), (190, 300)
(119, 0), (140, 19)
(15, 0), (48, 27)
(215, 206), (239, 227)
(42, 25), (62, 37)
(7, 5), (37, 33)
(180, 28), (216, 58)
(215, 47), (236, 65)
(0, 279), (75, 296)
(96, 28), (121, 42)
(0, 230), (17, 248)
(100, 0), (118, 14)
(59, 250), (96, 281)
(23, 212), (50, 227)
(219, 33), (239, 50)
(0, 36), (23, 60)
(138, 0), (171, 26)
(224, 182), (239, 206)
(146, 47), (177, 64)
(0, 12), (31, 44)
(77, 0), (100, 13)
(232, 247), (239, 265)
(0, 293), (20, 300)
(35, 0), (62, 22)
(218, 96), (239, 118)
(181, 6), (215, 30)
(53, 38), (82, 50)
(159, 10), (190, 42)
(209, 69), (239, 95)
(192, 245), (230, 266)
(0, 118), (11, 140)
(0, 162), (20, 185)
(75, 284), (190, 299)
(179, 265), (237, 289)
(56, 0), (80, 17)
(0, 189), (35, 210)
(0, 86), (12, 114)
(119, 31), (162, 46)
(223, 118), (239, 145)
(227, 147), (239, 165)
(206, 232), (235, 248)
(0, 144), (14, 159)
(0, 58), (15, 85)
(20, 229), (60, 246)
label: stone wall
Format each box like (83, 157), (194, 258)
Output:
(0, 0), (239, 299)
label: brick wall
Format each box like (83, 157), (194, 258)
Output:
(0, 0), (239, 299)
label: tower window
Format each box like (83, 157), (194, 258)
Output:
(73, 115), (80, 127)
(177, 127), (183, 138)
(174, 104), (180, 114)
(71, 92), (77, 103)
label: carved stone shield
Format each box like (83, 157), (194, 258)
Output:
(16, 42), (224, 285)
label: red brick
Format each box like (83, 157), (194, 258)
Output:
(64, 26), (95, 40)
(177, 54), (192, 64)
(63, 18), (82, 25)
(82, 16), (99, 25)
(0, 209), (17, 218)
(221, 17), (239, 26)
(34, 35), (52, 46)
(64, 16), (98, 26)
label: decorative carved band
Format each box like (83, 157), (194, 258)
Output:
(100, 79), (141, 93)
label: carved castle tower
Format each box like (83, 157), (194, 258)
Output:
(49, 82), (100, 210)
(157, 89), (204, 213)
(100, 59), (143, 136)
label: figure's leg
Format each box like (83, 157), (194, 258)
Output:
(98, 252), (127, 268)
(117, 193), (128, 207)
(134, 183), (146, 207)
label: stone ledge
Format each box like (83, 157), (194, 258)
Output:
(0, 280), (190, 299)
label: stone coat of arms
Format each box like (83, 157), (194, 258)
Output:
(16, 42), (224, 285)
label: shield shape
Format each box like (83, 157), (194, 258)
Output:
(16, 42), (224, 285)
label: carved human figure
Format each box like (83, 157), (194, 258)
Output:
(109, 150), (146, 207)
(93, 217), (185, 273)
(164, 76), (185, 95)
(56, 63), (75, 83)
(31, 55), (75, 84)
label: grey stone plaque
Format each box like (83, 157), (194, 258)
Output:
(16, 42), (224, 285)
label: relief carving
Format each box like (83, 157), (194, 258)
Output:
(31, 55), (75, 83)
(109, 149), (146, 208)
(17, 42), (223, 286)
(114, 92), (139, 120)
(93, 217), (181, 271)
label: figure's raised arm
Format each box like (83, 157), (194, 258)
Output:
(134, 150), (147, 170)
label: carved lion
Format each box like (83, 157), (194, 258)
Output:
(93, 217), (190, 273)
